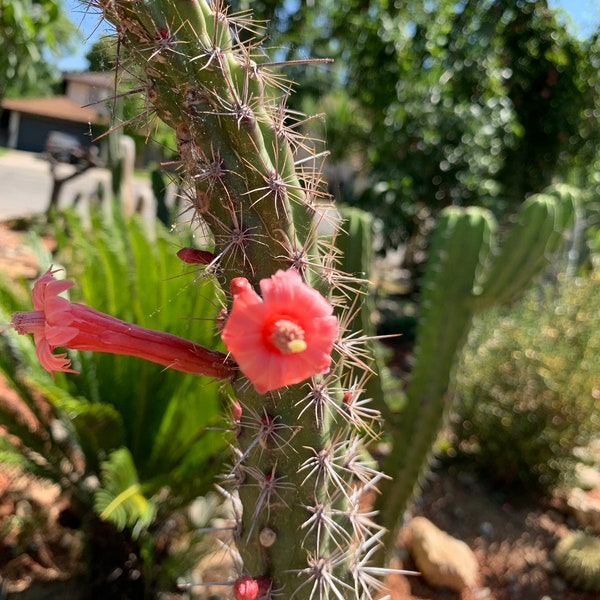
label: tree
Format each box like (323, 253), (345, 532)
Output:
(0, 0), (80, 102)
(86, 34), (119, 72)
(85, 35), (178, 162)
(232, 0), (600, 249)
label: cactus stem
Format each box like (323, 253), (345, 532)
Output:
(243, 464), (295, 540)
(232, 408), (300, 469)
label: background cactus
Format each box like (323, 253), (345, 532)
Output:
(375, 185), (576, 551)
(334, 205), (401, 419)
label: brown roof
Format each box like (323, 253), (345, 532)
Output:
(1, 96), (107, 125)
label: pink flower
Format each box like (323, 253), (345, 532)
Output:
(10, 267), (234, 380)
(221, 269), (338, 394)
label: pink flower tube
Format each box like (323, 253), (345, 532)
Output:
(221, 269), (338, 394)
(10, 267), (234, 380)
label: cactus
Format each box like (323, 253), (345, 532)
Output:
(554, 531), (600, 591)
(375, 186), (577, 552)
(89, 2), (391, 598)
(335, 205), (401, 418)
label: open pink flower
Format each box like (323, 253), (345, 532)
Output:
(10, 267), (234, 379)
(221, 269), (338, 394)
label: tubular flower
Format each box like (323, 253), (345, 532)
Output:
(221, 269), (338, 394)
(10, 267), (234, 380)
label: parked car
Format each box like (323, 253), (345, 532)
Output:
(44, 131), (86, 164)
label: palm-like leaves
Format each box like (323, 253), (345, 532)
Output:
(0, 200), (228, 532)
(94, 447), (155, 535)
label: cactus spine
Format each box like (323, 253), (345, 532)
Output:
(94, 1), (387, 598)
(375, 186), (577, 552)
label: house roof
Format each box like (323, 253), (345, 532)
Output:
(1, 96), (107, 125)
(63, 71), (115, 90)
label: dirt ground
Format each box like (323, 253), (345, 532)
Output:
(0, 220), (597, 599)
(396, 467), (598, 600)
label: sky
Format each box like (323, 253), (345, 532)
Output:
(59, 0), (114, 72)
(58, 0), (600, 72)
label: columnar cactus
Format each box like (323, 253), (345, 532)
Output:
(375, 185), (577, 552)
(90, 1), (392, 597)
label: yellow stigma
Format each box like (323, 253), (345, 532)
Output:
(269, 318), (306, 354)
(287, 339), (307, 353)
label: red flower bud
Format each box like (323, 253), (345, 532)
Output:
(233, 576), (258, 600)
(255, 575), (272, 596)
(231, 399), (243, 421)
(176, 247), (216, 265)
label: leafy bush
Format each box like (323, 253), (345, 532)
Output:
(0, 202), (228, 591)
(238, 1), (600, 251)
(452, 272), (600, 490)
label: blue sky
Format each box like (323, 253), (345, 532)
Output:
(549, 0), (600, 36)
(59, 0), (114, 71)
(59, 0), (600, 72)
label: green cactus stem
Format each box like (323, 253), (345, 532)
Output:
(334, 205), (400, 422)
(92, 2), (387, 598)
(375, 186), (576, 557)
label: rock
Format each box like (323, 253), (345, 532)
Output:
(407, 516), (479, 592)
(566, 487), (600, 535)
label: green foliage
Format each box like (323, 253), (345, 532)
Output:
(85, 35), (177, 166)
(233, 0), (600, 248)
(0, 202), (228, 526)
(94, 448), (156, 535)
(0, 0), (80, 100)
(453, 273), (600, 489)
(53, 201), (227, 494)
(85, 34), (119, 72)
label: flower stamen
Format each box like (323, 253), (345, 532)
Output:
(268, 319), (307, 354)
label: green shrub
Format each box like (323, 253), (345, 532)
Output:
(453, 271), (600, 490)
(0, 202), (228, 592)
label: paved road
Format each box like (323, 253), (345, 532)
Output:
(0, 150), (159, 222)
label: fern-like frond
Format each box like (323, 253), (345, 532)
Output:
(94, 447), (156, 534)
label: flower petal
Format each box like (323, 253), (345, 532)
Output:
(222, 270), (338, 393)
(34, 337), (78, 376)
